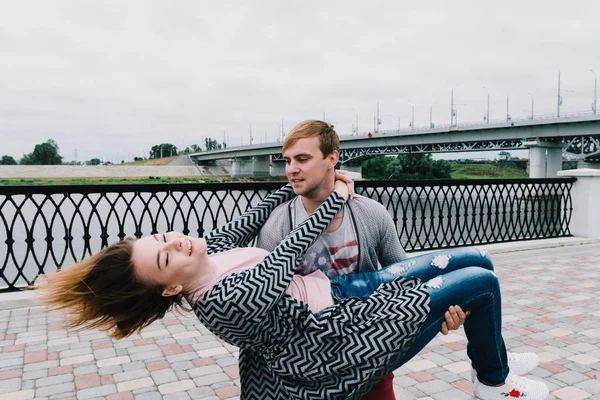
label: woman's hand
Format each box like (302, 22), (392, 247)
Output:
(334, 170), (354, 201)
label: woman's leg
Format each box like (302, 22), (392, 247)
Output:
(392, 266), (508, 386)
(330, 247), (494, 301)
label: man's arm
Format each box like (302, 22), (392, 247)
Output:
(255, 202), (291, 252)
(373, 202), (407, 267)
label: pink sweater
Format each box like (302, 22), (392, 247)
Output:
(187, 247), (334, 313)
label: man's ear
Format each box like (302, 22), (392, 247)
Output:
(328, 150), (340, 169)
(162, 284), (183, 297)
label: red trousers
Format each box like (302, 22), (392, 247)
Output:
(361, 372), (396, 400)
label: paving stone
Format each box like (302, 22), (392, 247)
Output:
(93, 347), (117, 360)
(113, 368), (150, 383)
(0, 389), (35, 400)
(192, 372), (230, 386)
(129, 350), (164, 362)
(150, 368), (178, 385)
(170, 361), (194, 371)
(133, 391), (163, 400)
(36, 382), (76, 397)
(116, 377), (155, 392)
(163, 392), (191, 400)
(23, 360), (59, 371)
(76, 384), (117, 399)
(37, 373), (74, 387)
(22, 369), (48, 380)
(158, 379), (195, 395)
(188, 365), (223, 378)
(0, 378), (22, 394)
(73, 364), (99, 376)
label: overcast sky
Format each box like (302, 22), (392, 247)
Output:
(1, 0), (599, 162)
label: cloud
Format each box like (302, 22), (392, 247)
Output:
(1, 0), (599, 162)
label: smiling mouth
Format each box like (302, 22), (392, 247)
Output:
(186, 238), (193, 256)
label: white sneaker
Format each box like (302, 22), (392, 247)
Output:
(471, 352), (540, 382)
(473, 372), (549, 400)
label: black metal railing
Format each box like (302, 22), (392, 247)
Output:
(0, 178), (575, 292)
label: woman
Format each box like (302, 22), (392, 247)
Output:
(37, 178), (549, 400)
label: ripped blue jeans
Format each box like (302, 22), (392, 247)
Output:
(329, 247), (508, 386)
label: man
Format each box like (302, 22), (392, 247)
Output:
(256, 120), (467, 399)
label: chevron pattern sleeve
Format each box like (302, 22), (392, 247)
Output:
(204, 184), (295, 254)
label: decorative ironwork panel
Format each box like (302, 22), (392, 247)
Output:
(0, 179), (575, 292)
(355, 179), (574, 252)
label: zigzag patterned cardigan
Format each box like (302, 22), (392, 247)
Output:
(191, 185), (430, 400)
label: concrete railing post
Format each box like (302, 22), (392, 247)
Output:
(557, 169), (600, 238)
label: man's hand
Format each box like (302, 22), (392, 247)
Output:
(440, 305), (470, 335)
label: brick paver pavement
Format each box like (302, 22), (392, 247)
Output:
(1, 243), (599, 399)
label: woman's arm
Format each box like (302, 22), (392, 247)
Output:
(204, 184), (295, 253)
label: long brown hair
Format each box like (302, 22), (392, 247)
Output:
(35, 239), (189, 339)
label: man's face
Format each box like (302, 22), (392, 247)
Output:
(283, 136), (337, 198)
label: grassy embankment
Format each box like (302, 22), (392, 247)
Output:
(0, 161), (527, 186)
(449, 162), (528, 179)
(119, 157), (177, 166)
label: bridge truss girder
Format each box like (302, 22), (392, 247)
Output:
(273, 136), (600, 164)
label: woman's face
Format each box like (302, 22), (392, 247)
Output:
(131, 232), (208, 295)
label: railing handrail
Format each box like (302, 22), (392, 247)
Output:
(0, 177), (578, 194)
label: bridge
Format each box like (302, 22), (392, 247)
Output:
(189, 112), (600, 178)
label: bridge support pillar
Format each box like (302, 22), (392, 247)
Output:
(523, 140), (564, 178)
(270, 160), (286, 177)
(231, 158), (254, 178)
(252, 156), (271, 176)
(557, 169), (600, 238)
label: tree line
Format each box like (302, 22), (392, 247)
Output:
(0, 137), (226, 165)
(360, 154), (452, 180)
(1, 139), (452, 181)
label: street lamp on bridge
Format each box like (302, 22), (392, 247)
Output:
(592, 69), (597, 114)
(483, 86), (490, 124)
(407, 100), (415, 130)
(528, 93), (534, 120)
(351, 108), (359, 135)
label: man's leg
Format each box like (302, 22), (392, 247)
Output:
(392, 266), (508, 385)
(360, 372), (395, 400)
(329, 249), (496, 399)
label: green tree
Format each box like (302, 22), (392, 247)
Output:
(190, 144), (202, 153)
(361, 153), (451, 180)
(149, 143), (178, 159)
(20, 139), (63, 165)
(0, 155), (17, 165)
(362, 156), (389, 179)
(89, 158), (102, 166)
(204, 138), (222, 151)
